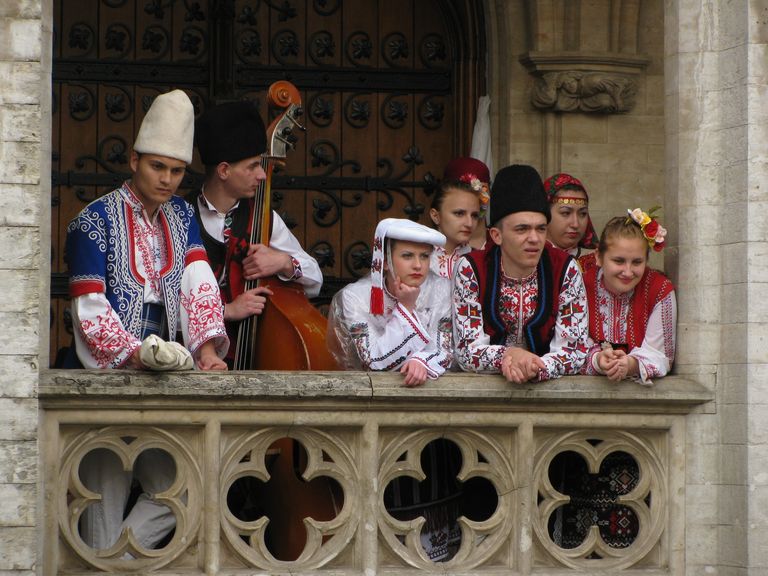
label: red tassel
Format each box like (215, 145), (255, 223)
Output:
(370, 286), (384, 315)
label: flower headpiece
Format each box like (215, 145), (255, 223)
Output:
(626, 206), (667, 252)
(443, 157), (491, 218)
(461, 174), (490, 216)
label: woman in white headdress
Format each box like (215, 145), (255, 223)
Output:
(327, 218), (453, 386)
(328, 218), (463, 562)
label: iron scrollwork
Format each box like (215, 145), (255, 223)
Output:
(308, 91), (335, 127)
(141, 25), (170, 58)
(381, 94), (408, 129)
(272, 29), (301, 65)
(313, 0), (340, 17)
(300, 140), (427, 226)
(69, 22), (96, 55)
(68, 85), (97, 122)
(104, 23), (132, 58)
(345, 31), (373, 66)
(104, 85), (133, 122)
(344, 93), (371, 128)
(417, 95), (445, 130)
(262, 0), (298, 22)
(419, 33), (447, 68)
(382, 32), (409, 68)
(344, 241), (372, 278)
(71, 135), (130, 203)
(309, 30), (336, 65)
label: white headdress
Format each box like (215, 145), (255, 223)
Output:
(133, 89), (194, 164)
(369, 218), (446, 314)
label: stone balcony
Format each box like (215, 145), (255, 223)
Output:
(39, 370), (712, 575)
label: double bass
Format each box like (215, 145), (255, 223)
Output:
(228, 81), (340, 562)
(231, 81), (337, 372)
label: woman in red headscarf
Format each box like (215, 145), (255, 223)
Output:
(428, 157), (490, 278)
(543, 173), (598, 270)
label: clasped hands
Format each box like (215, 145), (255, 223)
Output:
(596, 347), (637, 381)
(500, 347), (545, 383)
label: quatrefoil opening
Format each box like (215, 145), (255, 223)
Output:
(546, 449), (641, 551)
(225, 437), (344, 562)
(75, 445), (182, 557)
(383, 438), (497, 563)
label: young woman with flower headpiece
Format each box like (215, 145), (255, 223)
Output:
(579, 208), (676, 384)
(542, 173), (598, 264)
(428, 157), (490, 278)
(546, 208), (677, 553)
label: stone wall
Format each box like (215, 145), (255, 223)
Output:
(0, 0), (47, 573)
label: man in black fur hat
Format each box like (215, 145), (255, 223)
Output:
(452, 164), (590, 382)
(188, 100), (322, 365)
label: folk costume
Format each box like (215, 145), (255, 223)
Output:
(67, 184), (229, 369)
(328, 218), (459, 560)
(453, 165), (590, 378)
(67, 91), (228, 370)
(190, 100), (323, 362)
(327, 218), (453, 377)
(193, 100), (321, 297)
(430, 157), (490, 279)
(580, 261), (677, 385)
(67, 90), (228, 554)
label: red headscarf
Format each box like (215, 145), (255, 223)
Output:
(543, 173), (598, 249)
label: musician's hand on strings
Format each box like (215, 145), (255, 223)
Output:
(224, 286), (274, 321)
(243, 244), (294, 279)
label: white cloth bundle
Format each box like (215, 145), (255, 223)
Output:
(139, 335), (194, 371)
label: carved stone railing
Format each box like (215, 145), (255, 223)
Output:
(40, 371), (712, 575)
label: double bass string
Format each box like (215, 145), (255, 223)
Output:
(233, 154), (271, 370)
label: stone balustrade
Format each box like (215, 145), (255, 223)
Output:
(40, 370), (711, 575)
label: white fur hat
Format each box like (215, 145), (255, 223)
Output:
(369, 218), (446, 315)
(133, 89), (194, 164)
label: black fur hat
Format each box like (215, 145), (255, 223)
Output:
(489, 164), (550, 226)
(195, 100), (267, 166)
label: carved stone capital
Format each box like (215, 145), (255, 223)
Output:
(530, 71), (639, 114)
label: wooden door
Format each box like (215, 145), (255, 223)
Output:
(51, 0), (486, 366)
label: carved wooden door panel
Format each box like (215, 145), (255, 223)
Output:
(51, 0), (485, 365)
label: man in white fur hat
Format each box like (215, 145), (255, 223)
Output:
(65, 89), (229, 555)
(66, 89), (229, 371)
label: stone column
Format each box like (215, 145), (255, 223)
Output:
(666, 0), (766, 574)
(0, 0), (48, 573)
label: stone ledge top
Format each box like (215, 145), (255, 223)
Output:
(40, 370), (713, 414)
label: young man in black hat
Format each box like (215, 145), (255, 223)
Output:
(452, 164), (590, 382)
(188, 100), (322, 364)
